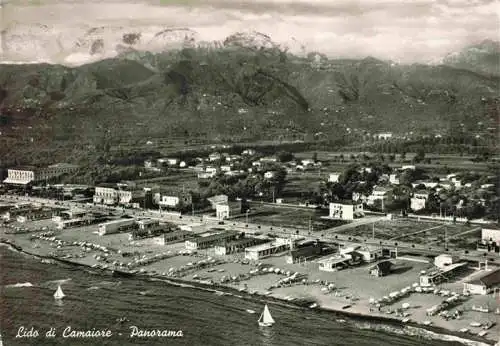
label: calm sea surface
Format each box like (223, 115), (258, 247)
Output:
(0, 246), (463, 346)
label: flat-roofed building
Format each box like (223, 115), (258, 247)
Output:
(481, 226), (500, 245)
(162, 230), (193, 244)
(463, 269), (500, 295)
(215, 201), (242, 220)
(98, 218), (137, 235)
(367, 186), (393, 206)
(185, 230), (242, 251)
(244, 238), (291, 261)
(93, 184), (142, 206)
(286, 241), (332, 264)
(329, 201), (364, 220)
(2, 163), (78, 185)
(318, 254), (353, 272)
(214, 237), (265, 256)
(15, 208), (55, 223)
(328, 172), (341, 183)
(419, 262), (468, 287)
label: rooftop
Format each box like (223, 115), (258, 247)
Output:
(466, 268), (500, 287)
(245, 239), (289, 252)
(330, 200), (362, 206)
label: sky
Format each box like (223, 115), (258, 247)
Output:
(0, 0), (498, 65)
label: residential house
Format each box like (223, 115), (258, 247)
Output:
(410, 190), (430, 211)
(411, 180), (439, 189)
(198, 166), (217, 179)
(215, 201), (242, 220)
(242, 149), (256, 156)
(375, 132), (393, 140)
(208, 152), (221, 162)
(264, 171), (275, 179)
(225, 155), (241, 162)
(301, 159), (314, 167)
(144, 160), (154, 168)
(401, 165), (416, 171)
(367, 186), (393, 207)
(328, 172), (341, 183)
(259, 156), (277, 163)
(329, 201), (364, 220)
(220, 165), (232, 172)
(481, 225), (500, 246)
(389, 174), (400, 185)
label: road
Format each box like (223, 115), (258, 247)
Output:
(3, 195), (499, 263)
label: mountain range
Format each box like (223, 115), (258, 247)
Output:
(0, 34), (498, 167)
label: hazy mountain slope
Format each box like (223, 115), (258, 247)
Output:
(0, 47), (498, 166)
(442, 40), (500, 76)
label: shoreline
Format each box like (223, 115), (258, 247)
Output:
(0, 239), (494, 346)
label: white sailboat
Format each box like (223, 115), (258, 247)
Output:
(54, 285), (65, 300)
(258, 304), (275, 327)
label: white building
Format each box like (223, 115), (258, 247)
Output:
(93, 185), (141, 205)
(264, 171), (275, 179)
(159, 196), (180, 208)
(244, 238), (291, 261)
(389, 174), (400, 185)
(215, 201), (241, 220)
(328, 172), (341, 183)
(3, 163), (79, 185)
(242, 149), (256, 156)
(98, 218), (136, 235)
(463, 269), (500, 295)
(434, 254), (459, 269)
(329, 201), (364, 220)
(207, 194), (228, 209)
(410, 191), (430, 211)
(481, 227), (500, 244)
(367, 187), (393, 206)
(208, 152), (221, 162)
(375, 132), (393, 140)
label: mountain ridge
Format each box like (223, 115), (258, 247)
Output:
(0, 45), (498, 166)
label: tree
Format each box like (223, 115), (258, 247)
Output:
(277, 151), (294, 163)
(413, 149), (425, 163)
(312, 152), (318, 162)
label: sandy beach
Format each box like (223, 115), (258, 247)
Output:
(1, 222), (498, 346)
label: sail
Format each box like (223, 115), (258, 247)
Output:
(262, 305), (274, 324)
(54, 285), (65, 299)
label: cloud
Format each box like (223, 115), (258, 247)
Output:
(0, 0), (497, 65)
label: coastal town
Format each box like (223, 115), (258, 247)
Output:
(0, 146), (499, 344)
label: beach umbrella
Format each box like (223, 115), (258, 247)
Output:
(402, 303), (410, 309)
(369, 298), (376, 304)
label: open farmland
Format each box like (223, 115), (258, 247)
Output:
(132, 169), (199, 191)
(240, 204), (346, 231)
(337, 219), (480, 247)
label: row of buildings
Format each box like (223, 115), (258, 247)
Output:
(2, 163), (79, 186)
